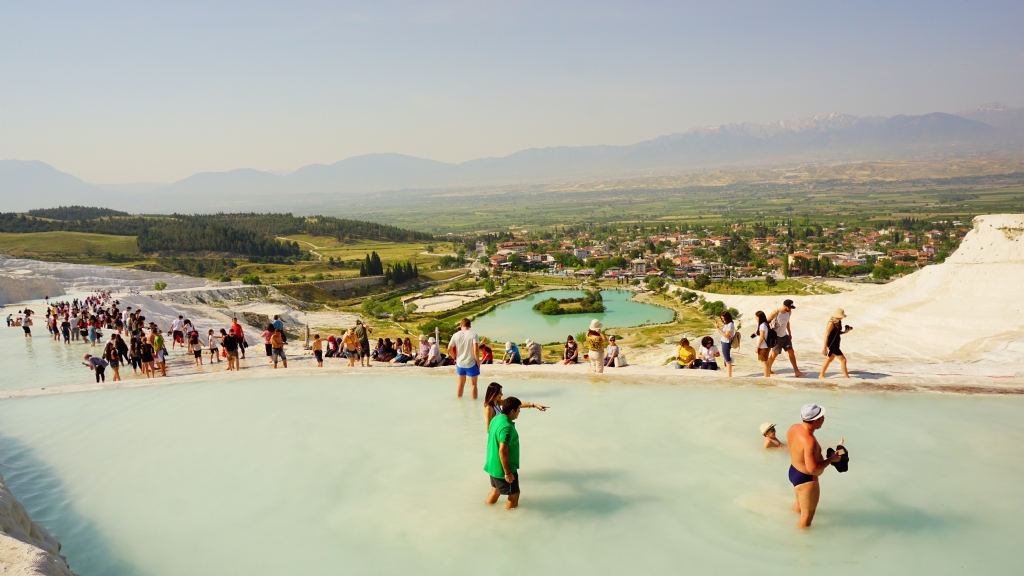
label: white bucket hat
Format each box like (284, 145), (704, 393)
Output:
(589, 319), (603, 331)
(800, 404), (826, 422)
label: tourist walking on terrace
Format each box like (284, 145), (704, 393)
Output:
(207, 329), (220, 364)
(450, 318), (481, 398)
(484, 397), (524, 510)
(313, 334), (324, 367)
(585, 319), (608, 373)
(786, 404), (844, 528)
(767, 299), (807, 377)
(819, 309), (853, 379)
(714, 311), (736, 377)
(675, 337), (699, 369)
(751, 311), (772, 377)
(270, 326), (287, 368)
(230, 318), (247, 360)
(354, 320), (373, 367)
(483, 382), (549, 432)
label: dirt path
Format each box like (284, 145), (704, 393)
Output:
(281, 237), (324, 261)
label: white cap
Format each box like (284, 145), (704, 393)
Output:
(801, 404), (826, 422)
(427, 337), (436, 343)
(505, 341), (513, 349)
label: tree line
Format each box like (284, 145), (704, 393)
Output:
(0, 208), (433, 257)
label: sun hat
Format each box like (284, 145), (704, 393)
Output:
(589, 319), (603, 330)
(831, 308), (847, 319)
(525, 338), (533, 346)
(760, 422), (776, 436)
(800, 404), (826, 422)
(427, 336), (436, 343)
(783, 299), (796, 309)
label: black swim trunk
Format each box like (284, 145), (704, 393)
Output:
(194, 350), (202, 359)
(314, 350), (323, 362)
(489, 472), (520, 495)
(360, 339), (370, 356)
(23, 326), (30, 334)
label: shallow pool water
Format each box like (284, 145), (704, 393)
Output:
(471, 289), (674, 344)
(0, 367), (1021, 575)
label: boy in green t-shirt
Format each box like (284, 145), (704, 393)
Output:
(484, 397), (522, 510)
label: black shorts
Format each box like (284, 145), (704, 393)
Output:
(828, 347), (844, 357)
(265, 344), (273, 357)
(489, 472), (520, 495)
(314, 350), (323, 362)
(193, 350), (202, 358)
(360, 340), (371, 355)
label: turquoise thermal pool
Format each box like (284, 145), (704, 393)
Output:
(0, 346), (1022, 574)
(471, 289), (674, 344)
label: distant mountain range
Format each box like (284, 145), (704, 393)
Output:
(2, 102), (1023, 213)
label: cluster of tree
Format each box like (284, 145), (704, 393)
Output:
(359, 252), (384, 276)
(385, 261), (419, 285)
(136, 256), (238, 279)
(361, 296), (417, 321)
(193, 213), (433, 242)
(0, 209), (431, 257)
(26, 206), (129, 220)
(438, 254), (464, 268)
(136, 223), (300, 256)
(532, 290), (605, 315)
(789, 255), (836, 277)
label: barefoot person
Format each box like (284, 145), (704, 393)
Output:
(483, 382), (548, 431)
(450, 318), (481, 398)
(767, 299), (806, 377)
(819, 309), (853, 379)
(751, 311), (772, 377)
(786, 404), (844, 528)
(485, 397), (523, 510)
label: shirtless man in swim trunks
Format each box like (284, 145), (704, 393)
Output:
(786, 404), (843, 528)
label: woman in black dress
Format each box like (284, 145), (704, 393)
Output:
(819, 308), (853, 378)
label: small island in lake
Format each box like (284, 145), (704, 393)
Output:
(533, 290), (605, 315)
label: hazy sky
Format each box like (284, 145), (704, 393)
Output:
(1, 0), (1022, 184)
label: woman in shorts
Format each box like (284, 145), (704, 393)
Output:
(752, 311), (772, 377)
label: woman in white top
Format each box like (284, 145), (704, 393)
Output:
(714, 311), (736, 377)
(750, 310), (771, 378)
(698, 336), (720, 370)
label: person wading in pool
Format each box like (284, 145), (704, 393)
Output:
(483, 382), (549, 432)
(786, 404), (844, 528)
(449, 317), (481, 399)
(485, 397), (524, 510)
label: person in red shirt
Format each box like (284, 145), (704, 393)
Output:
(230, 318), (247, 360)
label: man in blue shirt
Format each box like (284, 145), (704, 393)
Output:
(272, 315), (286, 342)
(502, 341), (521, 364)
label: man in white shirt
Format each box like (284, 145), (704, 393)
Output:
(169, 316), (185, 350)
(426, 337), (442, 367)
(767, 299), (806, 377)
(448, 317), (481, 398)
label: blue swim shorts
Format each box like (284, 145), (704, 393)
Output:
(456, 364), (480, 377)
